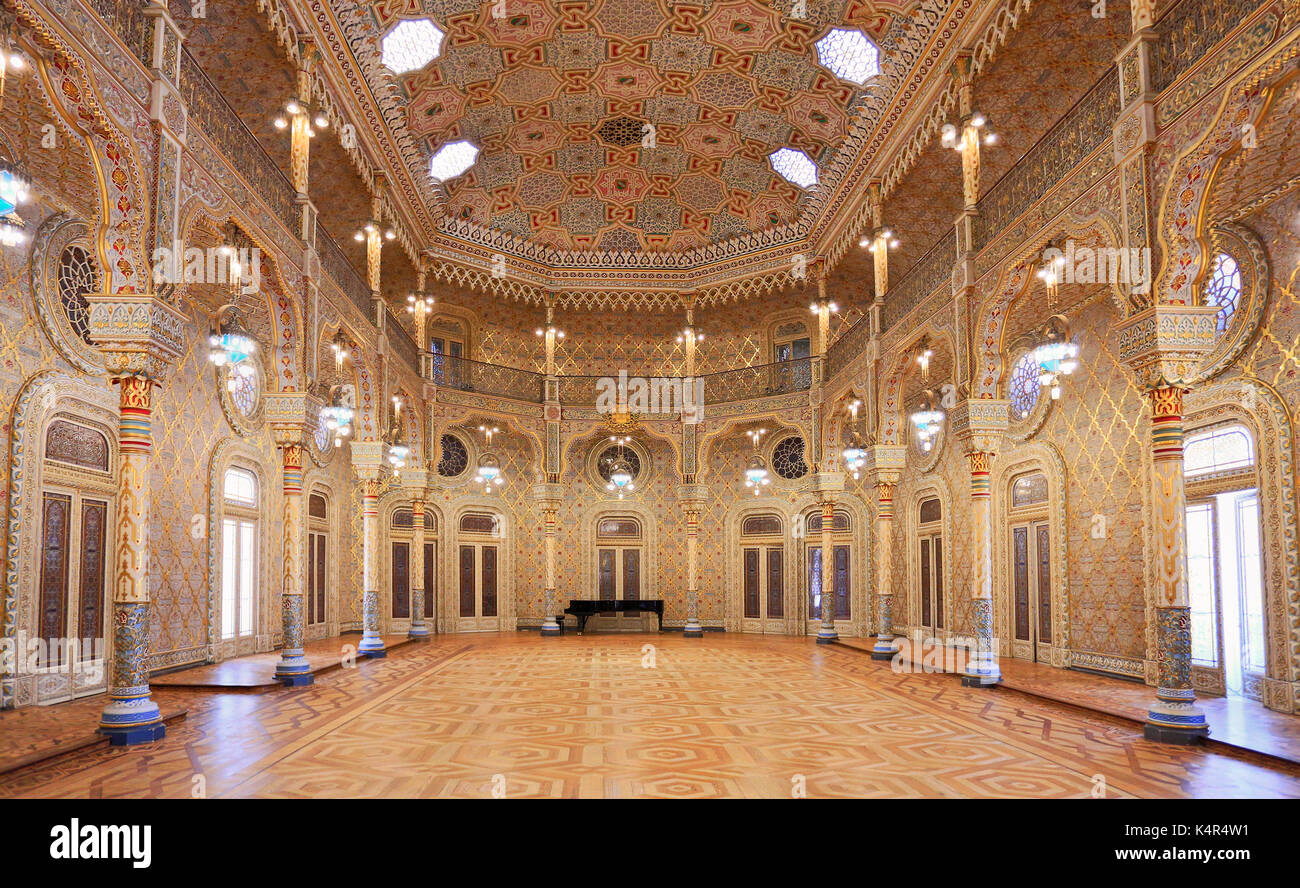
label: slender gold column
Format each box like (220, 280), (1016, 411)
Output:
(409, 494), (430, 639)
(961, 449), (1000, 685)
(678, 486), (707, 637)
(869, 480), (898, 659)
(272, 442), (313, 683)
(815, 499), (837, 643)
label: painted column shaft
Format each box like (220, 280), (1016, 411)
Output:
(683, 507), (703, 636)
(871, 482), (898, 657)
(816, 500), (837, 642)
(1145, 385), (1207, 737)
(358, 478), (385, 654)
(541, 507), (560, 634)
(409, 500), (429, 638)
(962, 450), (1000, 684)
(99, 376), (165, 741)
(274, 444), (311, 680)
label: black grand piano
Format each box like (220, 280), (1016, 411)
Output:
(563, 599), (664, 634)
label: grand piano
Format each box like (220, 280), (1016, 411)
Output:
(563, 599), (664, 634)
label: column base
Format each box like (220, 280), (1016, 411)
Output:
(816, 624), (839, 644)
(960, 673), (1000, 688)
(871, 633), (898, 660)
(100, 721), (166, 746)
(358, 632), (386, 658)
(99, 692), (166, 746)
(541, 618), (561, 637)
(683, 620), (704, 638)
(276, 672), (315, 687)
(1145, 692), (1208, 744)
(408, 624), (431, 641)
(1143, 723), (1208, 744)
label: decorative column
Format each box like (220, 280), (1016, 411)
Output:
(532, 483), (563, 636)
(86, 295), (185, 745)
(807, 471), (845, 644)
(678, 485), (708, 637)
(351, 442), (387, 657)
(866, 445), (906, 660)
(1119, 303), (1217, 743)
(404, 469), (430, 640)
(950, 399), (1009, 687)
(265, 393), (322, 685)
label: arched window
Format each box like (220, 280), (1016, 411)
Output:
(596, 517), (642, 539)
(771, 436), (808, 479)
(1011, 472), (1049, 508)
(1203, 252), (1242, 335)
(917, 496), (943, 633)
(44, 419), (109, 472)
(221, 467), (259, 641)
(741, 514), (783, 536)
(1008, 352), (1041, 421)
(1184, 424), (1254, 478)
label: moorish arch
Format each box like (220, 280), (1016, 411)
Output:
(878, 323), (956, 448)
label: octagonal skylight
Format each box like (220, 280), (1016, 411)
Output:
(769, 148), (818, 189)
(381, 19), (445, 74)
(429, 140), (479, 182)
(815, 28), (880, 85)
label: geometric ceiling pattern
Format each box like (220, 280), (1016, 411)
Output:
(333, 0), (939, 268)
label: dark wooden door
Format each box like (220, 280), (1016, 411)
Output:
(598, 549), (616, 603)
(1013, 526), (1031, 642)
(391, 541), (410, 619)
(482, 546), (497, 618)
(39, 492), (71, 657)
(766, 548), (784, 618)
(920, 538), (932, 628)
(78, 499), (107, 644)
(423, 541), (436, 619)
(313, 533), (327, 625)
(459, 545), (475, 617)
(743, 548), (760, 619)
(1036, 524), (1052, 644)
(808, 546), (822, 620)
(621, 549), (640, 601)
(833, 545), (850, 619)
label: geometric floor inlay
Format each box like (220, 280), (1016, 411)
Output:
(4, 633), (1299, 799)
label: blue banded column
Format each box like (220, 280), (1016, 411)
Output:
(272, 443), (312, 684)
(350, 446), (387, 658)
(678, 485), (707, 637)
(870, 480), (899, 660)
(532, 483), (564, 636)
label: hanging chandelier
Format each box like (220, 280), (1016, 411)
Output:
(1028, 250), (1080, 401)
(329, 327), (351, 371)
(910, 389), (944, 452)
(908, 339), (943, 451)
(319, 387), (354, 449)
(0, 157), (30, 246)
(743, 428), (770, 495)
(475, 425), (501, 493)
(604, 435), (636, 499)
(207, 305), (257, 390)
(841, 399), (866, 479)
(272, 97), (329, 137)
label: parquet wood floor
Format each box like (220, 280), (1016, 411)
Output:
(835, 636), (1300, 765)
(3, 633), (1298, 799)
(151, 635), (414, 689)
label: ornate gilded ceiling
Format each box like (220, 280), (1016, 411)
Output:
(318, 0), (975, 289)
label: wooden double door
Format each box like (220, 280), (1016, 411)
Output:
(457, 542), (500, 631)
(593, 545), (649, 630)
(741, 546), (786, 633)
(391, 540), (436, 623)
(1010, 521), (1053, 662)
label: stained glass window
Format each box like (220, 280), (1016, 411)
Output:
(597, 446), (640, 483)
(1011, 473), (1049, 508)
(814, 29), (880, 85)
(1008, 351), (1041, 420)
(381, 19), (444, 74)
(1203, 252), (1242, 335)
(228, 363), (259, 416)
(437, 433), (469, 477)
(56, 244), (98, 346)
(772, 436), (808, 479)
(769, 148), (818, 188)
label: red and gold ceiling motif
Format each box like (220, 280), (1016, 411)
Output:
(316, 0), (966, 292)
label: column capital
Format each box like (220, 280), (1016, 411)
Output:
(948, 398), (1009, 454)
(862, 444), (906, 485)
(350, 441), (386, 478)
(1117, 304), (1218, 391)
(803, 471), (844, 502)
(401, 468), (429, 495)
(531, 481), (564, 509)
(675, 483), (709, 509)
(264, 391), (324, 448)
(85, 295), (187, 382)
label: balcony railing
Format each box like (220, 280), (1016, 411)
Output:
(385, 307), (420, 375)
(422, 354), (546, 403)
(178, 47), (300, 235)
(316, 223), (372, 319)
(881, 230), (956, 333)
(700, 358), (811, 404)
